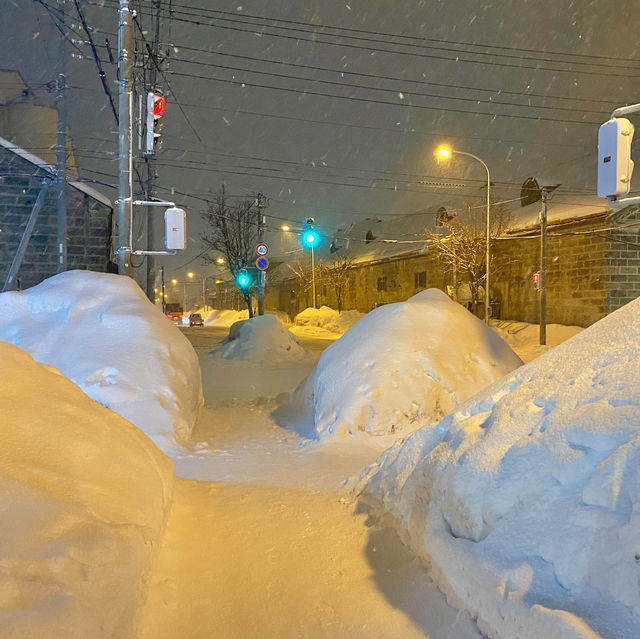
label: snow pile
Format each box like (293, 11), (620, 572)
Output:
(293, 289), (522, 439)
(203, 308), (249, 327)
(213, 314), (311, 362)
(294, 305), (363, 334)
(201, 308), (291, 327)
(359, 297), (640, 639)
(0, 342), (173, 637)
(0, 271), (202, 453)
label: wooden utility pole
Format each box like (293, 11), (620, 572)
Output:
(539, 184), (559, 346)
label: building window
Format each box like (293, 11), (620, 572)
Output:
(377, 276), (387, 291)
(414, 271), (426, 288)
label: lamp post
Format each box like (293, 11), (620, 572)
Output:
(436, 145), (492, 325)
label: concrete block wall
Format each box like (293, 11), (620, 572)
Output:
(0, 149), (112, 290)
(493, 219), (608, 327)
(606, 215), (640, 313)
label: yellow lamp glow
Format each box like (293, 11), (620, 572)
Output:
(216, 257), (225, 264)
(436, 145), (452, 159)
(281, 225), (291, 231)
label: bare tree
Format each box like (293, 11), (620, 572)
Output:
(286, 255), (316, 308)
(427, 206), (511, 310)
(200, 187), (258, 317)
(320, 254), (354, 312)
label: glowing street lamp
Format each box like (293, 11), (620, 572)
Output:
(281, 224), (291, 232)
(216, 257), (225, 265)
(435, 144), (491, 324)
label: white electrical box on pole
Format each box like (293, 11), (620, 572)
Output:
(597, 103), (640, 207)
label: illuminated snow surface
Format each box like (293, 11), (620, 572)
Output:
(0, 270), (202, 454)
(357, 296), (640, 639)
(2, 272), (621, 639)
(0, 342), (173, 637)
(288, 289), (523, 439)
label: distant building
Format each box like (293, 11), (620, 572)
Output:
(265, 181), (640, 328)
(0, 135), (113, 290)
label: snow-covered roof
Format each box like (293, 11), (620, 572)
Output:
(339, 208), (436, 265)
(0, 135), (112, 208)
(507, 194), (611, 234)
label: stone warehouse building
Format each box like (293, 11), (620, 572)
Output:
(0, 136), (113, 290)
(265, 188), (640, 328)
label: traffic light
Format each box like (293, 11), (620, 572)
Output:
(597, 117), (635, 198)
(236, 268), (252, 289)
(301, 218), (320, 248)
(145, 91), (165, 154)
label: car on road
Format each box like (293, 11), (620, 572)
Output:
(189, 313), (204, 327)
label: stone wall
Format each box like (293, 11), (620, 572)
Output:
(606, 207), (640, 313)
(0, 148), (112, 289)
(493, 217), (608, 327)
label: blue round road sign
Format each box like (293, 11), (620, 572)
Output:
(256, 256), (269, 270)
(256, 243), (269, 256)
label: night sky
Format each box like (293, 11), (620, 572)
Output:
(2, 0), (638, 282)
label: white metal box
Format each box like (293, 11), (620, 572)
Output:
(165, 207), (186, 250)
(597, 117), (634, 197)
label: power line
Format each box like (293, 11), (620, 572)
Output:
(166, 46), (627, 108)
(152, 2), (640, 68)
(134, 7), (640, 80)
(167, 55), (610, 117)
(167, 70), (603, 126)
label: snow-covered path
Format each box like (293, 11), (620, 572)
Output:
(138, 326), (482, 638)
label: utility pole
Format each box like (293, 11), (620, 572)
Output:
(146, 0), (162, 297)
(539, 184), (559, 346)
(56, 0), (67, 273)
(539, 189), (548, 346)
(256, 192), (266, 315)
(117, 0), (134, 276)
(161, 265), (166, 314)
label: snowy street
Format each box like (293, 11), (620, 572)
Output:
(2, 272), (639, 639)
(140, 325), (483, 638)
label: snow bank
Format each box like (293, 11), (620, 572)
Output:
(294, 289), (522, 439)
(0, 271), (202, 453)
(294, 305), (363, 334)
(359, 297), (640, 639)
(0, 342), (173, 637)
(213, 314), (311, 362)
(203, 308), (249, 327)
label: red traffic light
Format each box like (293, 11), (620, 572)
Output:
(153, 95), (166, 118)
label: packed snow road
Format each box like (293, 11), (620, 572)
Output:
(138, 325), (483, 639)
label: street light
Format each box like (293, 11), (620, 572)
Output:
(187, 271), (210, 310)
(216, 257), (225, 265)
(281, 224), (291, 232)
(436, 145), (492, 325)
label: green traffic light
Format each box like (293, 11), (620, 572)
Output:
(236, 270), (251, 288)
(302, 228), (320, 248)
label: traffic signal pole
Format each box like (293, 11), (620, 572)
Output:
(117, 0), (134, 276)
(257, 193), (265, 316)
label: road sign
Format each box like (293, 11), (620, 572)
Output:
(256, 243), (269, 256)
(256, 256), (269, 270)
